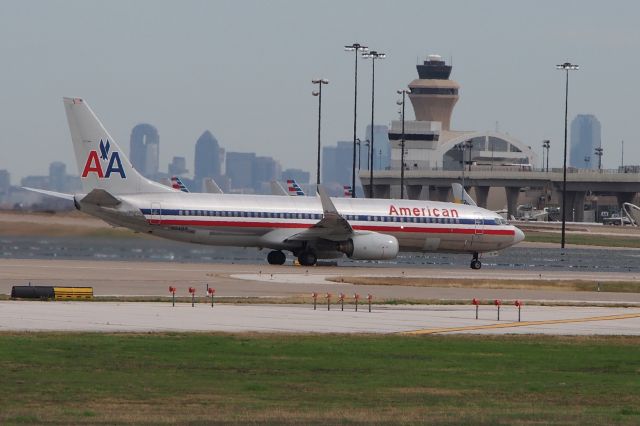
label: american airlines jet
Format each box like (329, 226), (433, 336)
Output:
(27, 98), (524, 269)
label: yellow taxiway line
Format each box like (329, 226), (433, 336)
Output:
(404, 311), (640, 335)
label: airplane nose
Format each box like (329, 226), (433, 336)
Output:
(513, 227), (525, 244)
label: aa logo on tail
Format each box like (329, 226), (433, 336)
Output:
(82, 139), (126, 178)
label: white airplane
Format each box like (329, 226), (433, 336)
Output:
(26, 98), (524, 269)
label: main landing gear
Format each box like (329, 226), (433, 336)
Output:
(267, 250), (286, 265)
(267, 248), (318, 267)
(297, 251), (317, 267)
(470, 252), (482, 270)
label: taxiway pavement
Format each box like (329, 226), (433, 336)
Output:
(1, 301), (639, 335)
(1, 258), (640, 304)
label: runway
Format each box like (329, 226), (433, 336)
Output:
(1, 301), (640, 335)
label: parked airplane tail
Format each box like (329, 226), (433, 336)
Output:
(63, 97), (171, 195)
(343, 185), (353, 197)
(270, 180), (288, 196)
(203, 178), (223, 194)
(171, 176), (189, 193)
(452, 183), (477, 206)
(286, 179), (305, 196)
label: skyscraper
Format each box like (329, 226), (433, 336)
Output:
(570, 114), (601, 169)
(226, 152), (255, 191)
(49, 162), (66, 192)
(253, 156), (281, 192)
(168, 156), (188, 176)
(282, 168), (310, 185)
(194, 130), (221, 190)
(130, 124), (160, 178)
(322, 141), (353, 186)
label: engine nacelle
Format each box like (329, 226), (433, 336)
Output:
(338, 233), (399, 260)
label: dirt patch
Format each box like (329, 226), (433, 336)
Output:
(327, 276), (640, 293)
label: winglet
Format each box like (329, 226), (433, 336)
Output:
(317, 185), (339, 216)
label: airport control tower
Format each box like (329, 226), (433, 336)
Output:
(408, 54), (459, 131)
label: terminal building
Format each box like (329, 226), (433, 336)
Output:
(361, 55), (640, 221)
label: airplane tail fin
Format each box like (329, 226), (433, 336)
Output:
(203, 177), (223, 194)
(286, 179), (305, 196)
(451, 183), (477, 206)
(270, 180), (288, 196)
(171, 176), (190, 193)
(63, 97), (172, 195)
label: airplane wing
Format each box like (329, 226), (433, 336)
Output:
(285, 186), (353, 242)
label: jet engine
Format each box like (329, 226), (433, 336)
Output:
(338, 233), (399, 260)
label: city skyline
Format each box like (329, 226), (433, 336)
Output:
(570, 114), (601, 169)
(1, 1), (639, 181)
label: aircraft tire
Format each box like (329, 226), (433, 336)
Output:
(298, 251), (317, 267)
(267, 250), (286, 265)
(470, 260), (482, 270)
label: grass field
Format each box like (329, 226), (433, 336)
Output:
(1, 334), (639, 424)
(523, 232), (640, 248)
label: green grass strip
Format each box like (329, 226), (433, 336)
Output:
(1, 333), (639, 424)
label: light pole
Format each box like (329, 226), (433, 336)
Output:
(344, 43), (368, 198)
(543, 140), (550, 172)
(595, 146), (603, 170)
(362, 50), (385, 198)
(355, 138), (361, 170)
(397, 89), (410, 199)
(466, 139), (473, 172)
(312, 79), (329, 187)
(456, 143), (466, 188)
(557, 62), (579, 249)
(364, 139), (370, 170)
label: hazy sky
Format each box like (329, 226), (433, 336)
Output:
(1, 0), (639, 181)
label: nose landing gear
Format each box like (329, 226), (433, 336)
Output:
(470, 252), (482, 270)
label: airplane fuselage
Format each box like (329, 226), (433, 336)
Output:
(82, 191), (523, 258)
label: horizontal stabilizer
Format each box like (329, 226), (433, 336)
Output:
(22, 187), (74, 201)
